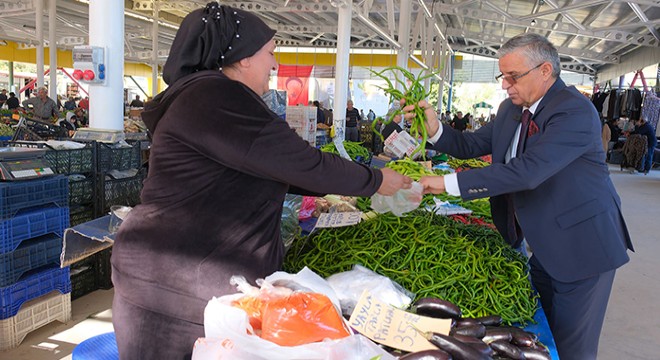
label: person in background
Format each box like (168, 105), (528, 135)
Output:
(313, 100), (325, 124)
(6, 92), (19, 110)
(630, 117), (657, 174)
(64, 96), (77, 111)
(408, 32), (632, 360)
(110, 3), (412, 359)
(601, 118), (611, 161)
(59, 112), (79, 136)
(130, 95), (144, 107)
(0, 89), (7, 107)
(345, 99), (361, 141)
(450, 111), (468, 132)
(74, 107), (88, 127)
(78, 96), (89, 110)
(381, 107), (405, 141)
(22, 86), (59, 120)
(367, 109), (376, 122)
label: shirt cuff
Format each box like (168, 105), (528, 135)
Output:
(444, 173), (461, 196)
(427, 120), (444, 144)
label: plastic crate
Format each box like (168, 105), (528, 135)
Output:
(0, 234), (62, 287)
(0, 176), (69, 220)
(99, 170), (145, 214)
(45, 143), (95, 174)
(0, 206), (70, 255)
(69, 204), (96, 227)
(70, 247), (113, 300)
(97, 140), (142, 172)
(0, 291), (71, 351)
(68, 176), (95, 206)
(0, 265), (71, 319)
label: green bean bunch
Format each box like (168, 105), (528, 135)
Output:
(370, 66), (438, 158)
(447, 157), (491, 170)
(320, 141), (371, 162)
(284, 211), (538, 325)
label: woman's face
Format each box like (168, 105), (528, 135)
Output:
(246, 39), (278, 95)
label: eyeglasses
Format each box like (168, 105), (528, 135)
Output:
(495, 63), (544, 84)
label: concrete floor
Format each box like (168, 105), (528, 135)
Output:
(3, 164), (659, 359)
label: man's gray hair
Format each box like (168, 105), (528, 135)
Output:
(497, 33), (561, 78)
(37, 86), (48, 93)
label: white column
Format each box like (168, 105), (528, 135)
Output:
(88, 0), (124, 131)
(151, 3), (159, 97)
(36, 0), (44, 88)
(396, 0), (412, 79)
(48, 0), (57, 102)
(332, 1), (352, 141)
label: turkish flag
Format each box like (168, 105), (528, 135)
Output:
(277, 64), (313, 106)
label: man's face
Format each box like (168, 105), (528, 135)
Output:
(38, 89), (47, 99)
(457, 112), (463, 119)
(498, 50), (547, 107)
(347, 101), (354, 110)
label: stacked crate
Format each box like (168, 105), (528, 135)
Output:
(96, 140), (145, 216)
(44, 143), (97, 227)
(0, 176), (71, 350)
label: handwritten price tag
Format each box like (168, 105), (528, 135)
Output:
(349, 290), (451, 353)
(315, 211), (362, 228)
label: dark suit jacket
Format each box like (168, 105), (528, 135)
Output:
(430, 78), (633, 282)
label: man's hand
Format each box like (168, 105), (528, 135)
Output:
(419, 176), (446, 194)
(377, 167), (413, 196)
(400, 99), (440, 138)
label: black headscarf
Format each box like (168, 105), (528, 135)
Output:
(162, 2), (276, 85)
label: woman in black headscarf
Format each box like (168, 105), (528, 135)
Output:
(111, 3), (411, 358)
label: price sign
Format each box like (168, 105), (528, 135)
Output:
(349, 290), (451, 353)
(384, 131), (419, 158)
(315, 211), (362, 228)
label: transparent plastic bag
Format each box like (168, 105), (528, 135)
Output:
(281, 194), (303, 251)
(370, 181), (423, 216)
(326, 264), (415, 316)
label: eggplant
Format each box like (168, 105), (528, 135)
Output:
(449, 324), (486, 338)
(482, 328), (513, 344)
(454, 317), (480, 328)
(489, 340), (525, 360)
(451, 334), (493, 356)
(424, 332), (490, 360)
(474, 315), (502, 327)
(520, 348), (552, 360)
(500, 326), (538, 347)
(413, 297), (462, 320)
(398, 349), (453, 360)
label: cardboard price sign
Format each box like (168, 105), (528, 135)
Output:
(315, 211), (362, 228)
(349, 291), (451, 353)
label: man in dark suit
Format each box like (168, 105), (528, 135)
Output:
(408, 33), (633, 360)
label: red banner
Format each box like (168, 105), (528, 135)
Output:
(277, 64), (313, 106)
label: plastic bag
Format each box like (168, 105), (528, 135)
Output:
(299, 196), (316, 221)
(281, 194), (303, 251)
(371, 181), (423, 216)
(327, 264), (415, 316)
(195, 267), (396, 360)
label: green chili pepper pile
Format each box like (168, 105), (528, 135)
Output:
(284, 211), (538, 325)
(370, 66), (437, 158)
(320, 141), (371, 162)
(447, 157), (491, 171)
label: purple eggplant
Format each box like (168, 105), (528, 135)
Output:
(489, 340), (524, 360)
(520, 347), (552, 360)
(398, 349), (453, 360)
(450, 324), (486, 338)
(413, 297), (462, 320)
(424, 332), (490, 360)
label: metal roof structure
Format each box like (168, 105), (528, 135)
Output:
(0, 0), (658, 78)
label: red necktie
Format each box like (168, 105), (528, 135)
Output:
(517, 109), (532, 153)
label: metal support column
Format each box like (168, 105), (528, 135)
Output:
(396, 0), (412, 92)
(48, 0), (57, 102)
(36, 0), (44, 88)
(447, 55), (455, 112)
(332, 1), (352, 142)
(151, 3), (159, 97)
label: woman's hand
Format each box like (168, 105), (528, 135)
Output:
(400, 99), (440, 138)
(377, 168), (413, 195)
(419, 176), (446, 194)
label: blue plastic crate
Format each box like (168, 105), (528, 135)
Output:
(0, 206), (69, 255)
(0, 234), (62, 287)
(0, 176), (69, 220)
(0, 265), (71, 319)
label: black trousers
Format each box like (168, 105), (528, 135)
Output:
(530, 255), (615, 360)
(113, 293), (204, 360)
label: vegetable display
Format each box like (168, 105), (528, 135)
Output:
(284, 211), (538, 325)
(320, 141), (371, 163)
(370, 66), (438, 157)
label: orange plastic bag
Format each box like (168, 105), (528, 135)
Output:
(260, 292), (351, 346)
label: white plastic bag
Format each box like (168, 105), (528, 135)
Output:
(371, 181), (423, 216)
(194, 267), (396, 360)
(327, 265), (415, 316)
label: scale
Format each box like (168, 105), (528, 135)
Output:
(0, 147), (55, 180)
(72, 128), (125, 143)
